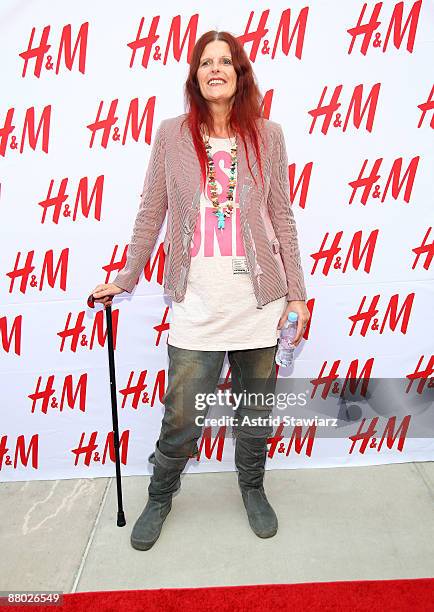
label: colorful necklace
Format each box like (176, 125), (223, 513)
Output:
(201, 128), (237, 230)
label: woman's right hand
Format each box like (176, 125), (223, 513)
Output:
(90, 283), (124, 308)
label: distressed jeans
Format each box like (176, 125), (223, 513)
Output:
(151, 342), (279, 460)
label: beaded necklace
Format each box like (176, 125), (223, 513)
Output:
(201, 127), (237, 230)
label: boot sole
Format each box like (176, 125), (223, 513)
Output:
(131, 535), (161, 551)
(250, 524), (278, 538)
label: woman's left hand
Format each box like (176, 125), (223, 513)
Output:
(277, 300), (310, 347)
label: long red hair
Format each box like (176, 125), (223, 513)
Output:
(181, 30), (267, 192)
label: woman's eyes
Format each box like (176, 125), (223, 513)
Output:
(201, 59), (232, 66)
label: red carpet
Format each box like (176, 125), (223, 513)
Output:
(5, 578), (434, 611)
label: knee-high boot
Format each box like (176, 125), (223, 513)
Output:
(130, 440), (190, 551)
(234, 434), (278, 538)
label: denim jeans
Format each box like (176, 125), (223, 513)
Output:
(153, 342), (279, 460)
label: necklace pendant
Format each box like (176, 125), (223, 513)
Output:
(215, 209), (225, 230)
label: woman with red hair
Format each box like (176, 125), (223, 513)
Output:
(91, 30), (310, 550)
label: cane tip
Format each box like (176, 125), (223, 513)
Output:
(117, 511), (126, 527)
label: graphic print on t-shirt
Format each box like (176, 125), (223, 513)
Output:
(190, 140), (246, 259)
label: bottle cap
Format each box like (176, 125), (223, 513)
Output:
(287, 311), (298, 322)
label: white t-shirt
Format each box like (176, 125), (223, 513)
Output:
(167, 136), (287, 351)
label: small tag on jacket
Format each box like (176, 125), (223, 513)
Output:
(232, 257), (249, 274)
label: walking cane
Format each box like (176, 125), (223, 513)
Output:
(87, 293), (126, 527)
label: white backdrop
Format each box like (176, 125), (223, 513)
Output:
(1, 0), (433, 482)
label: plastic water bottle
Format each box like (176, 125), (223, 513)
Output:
(275, 312), (298, 367)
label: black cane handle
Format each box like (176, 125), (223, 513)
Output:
(87, 293), (116, 309)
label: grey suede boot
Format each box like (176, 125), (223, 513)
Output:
(130, 441), (190, 551)
(234, 435), (278, 538)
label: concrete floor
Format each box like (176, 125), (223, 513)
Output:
(1, 462), (433, 593)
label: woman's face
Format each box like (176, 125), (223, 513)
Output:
(197, 40), (237, 105)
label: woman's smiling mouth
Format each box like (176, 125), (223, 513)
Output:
(208, 79), (226, 86)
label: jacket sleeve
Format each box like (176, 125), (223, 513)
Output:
(113, 120), (168, 293)
(267, 123), (308, 302)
